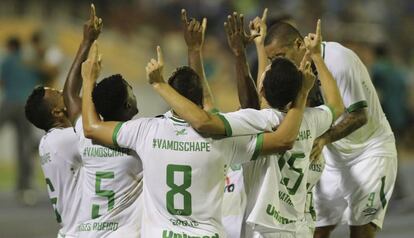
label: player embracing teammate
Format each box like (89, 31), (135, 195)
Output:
(25, 4), (396, 238)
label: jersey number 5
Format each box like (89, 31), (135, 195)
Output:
(278, 152), (305, 195)
(166, 164), (192, 216)
(92, 171), (115, 219)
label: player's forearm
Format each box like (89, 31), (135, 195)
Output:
(320, 108), (367, 143)
(312, 55), (344, 119)
(81, 80), (116, 146)
(63, 40), (94, 123)
(261, 90), (308, 154)
(235, 50), (260, 109)
(255, 43), (268, 92)
(188, 48), (215, 110)
(153, 82), (225, 134)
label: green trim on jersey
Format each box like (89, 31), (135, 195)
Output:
(346, 100), (367, 113)
(216, 113), (232, 136)
(169, 116), (187, 124)
(251, 133), (264, 161)
(380, 176), (387, 208)
(112, 122), (124, 147)
(325, 105), (336, 123)
(208, 108), (220, 114)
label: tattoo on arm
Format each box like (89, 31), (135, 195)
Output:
(323, 109), (367, 143)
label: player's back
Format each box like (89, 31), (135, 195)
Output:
(75, 117), (143, 238)
(243, 106), (332, 232)
(323, 42), (396, 165)
(114, 111), (260, 237)
(38, 127), (82, 237)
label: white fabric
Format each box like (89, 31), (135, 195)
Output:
(221, 106), (333, 235)
(314, 155), (397, 229)
(39, 127), (82, 237)
(75, 117), (143, 238)
(115, 111), (261, 237)
(321, 42), (396, 166)
(222, 165), (247, 238)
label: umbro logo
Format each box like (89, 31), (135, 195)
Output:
(362, 207), (378, 216)
(175, 129), (187, 136)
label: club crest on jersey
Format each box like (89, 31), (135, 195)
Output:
(175, 129), (187, 136)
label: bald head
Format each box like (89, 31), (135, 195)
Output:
(264, 21), (302, 47)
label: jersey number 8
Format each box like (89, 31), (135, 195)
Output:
(166, 164), (192, 216)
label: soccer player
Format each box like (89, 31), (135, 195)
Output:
(24, 5), (101, 237)
(73, 47), (142, 238)
(161, 13), (344, 238)
(258, 17), (397, 238)
(80, 34), (315, 236)
(181, 10), (248, 238)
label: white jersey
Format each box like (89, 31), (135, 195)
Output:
(221, 106), (333, 233)
(321, 42), (396, 166)
(75, 117), (143, 238)
(113, 111), (262, 237)
(38, 128), (82, 238)
(304, 154), (325, 231)
(222, 165), (247, 238)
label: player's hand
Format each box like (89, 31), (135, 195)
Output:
(249, 8), (268, 46)
(304, 19), (322, 57)
(181, 9), (207, 51)
(224, 12), (259, 56)
(81, 40), (102, 82)
(310, 136), (327, 162)
(298, 52), (315, 93)
(83, 4), (103, 43)
(146, 46), (165, 85)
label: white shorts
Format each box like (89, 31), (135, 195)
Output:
(314, 156), (397, 229)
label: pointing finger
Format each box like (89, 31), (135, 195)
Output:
(262, 8), (268, 22)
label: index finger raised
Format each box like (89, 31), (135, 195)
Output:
(157, 45), (164, 65)
(261, 8), (268, 22)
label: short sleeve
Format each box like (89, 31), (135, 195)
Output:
(218, 108), (281, 136)
(308, 105), (334, 137)
(74, 117), (83, 138)
(326, 45), (368, 113)
(228, 133), (264, 165)
(113, 118), (151, 151)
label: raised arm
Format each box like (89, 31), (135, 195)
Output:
(224, 12), (260, 109)
(250, 9), (269, 99)
(181, 9), (214, 111)
(261, 60), (316, 154)
(304, 20), (344, 120)
(147, 46), (225, 134)
(63, 4), (102, 125)
(81, 41), (118, 146)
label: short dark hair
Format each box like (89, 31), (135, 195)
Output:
(92, 74), (129, 121)
(25, 86), (54, 131)
(7, 37), (21, 51)
(264, 21), (302, 47)
(168, 66), (203, 107)
(263, 58), (303, 110)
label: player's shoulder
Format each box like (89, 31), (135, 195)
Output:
(40, 127), (78, 151)
(324, 41), (361, 73)
(304, 105), (332, 123)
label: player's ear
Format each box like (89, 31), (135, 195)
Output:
(295, 37), (304, 50)
(51, 107), (66, 118)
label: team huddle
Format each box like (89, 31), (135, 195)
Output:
(24, 4), (397, 238)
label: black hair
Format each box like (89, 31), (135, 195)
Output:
(92, 74), (129, 121)
(263, 57), (303, 110)
(168, 66), (203, 107)
(25, 86), (54, 131)
(7, 37), (21, 52)
(264, 21), (302, 47)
